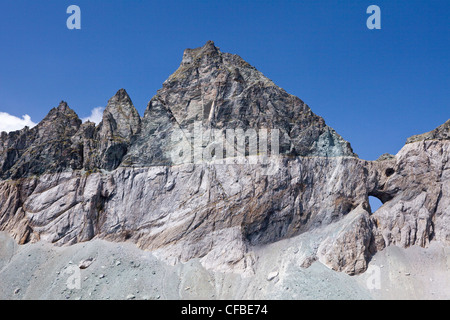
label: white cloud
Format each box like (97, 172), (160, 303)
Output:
(82, 107), (104, 124)
(0, 112), (37, 133)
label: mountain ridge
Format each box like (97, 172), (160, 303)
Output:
(0, 42), (448, 278)
(1, 41), (357, 179)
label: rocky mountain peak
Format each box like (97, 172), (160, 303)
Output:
(72, 89), (142, 171)
(108, 88), (133, 105)
(35, 102), (82, 148)
(101, 88), (141, 136)
(406, 119), (450, 144)
(1, 42), (357, 176)
(181, 40), (221, 67)
(0, 101), (83, 179)
(204, 39), (217, 49)
(43, 101), (80, 125)
(126, 41), (356, 167)
(57, 100), (69, 110)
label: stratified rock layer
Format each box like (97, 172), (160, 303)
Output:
(0, 41), (448, 275)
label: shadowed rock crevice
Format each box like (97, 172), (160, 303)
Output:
(369, 190), (394, 205)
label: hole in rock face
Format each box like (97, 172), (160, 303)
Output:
(385, 168), (395, 177)
(124, 232), (132, 240)
(369, 196), (383, 213)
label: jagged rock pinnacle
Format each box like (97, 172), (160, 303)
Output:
(109, 88), (132, 104)
(58, 100), (69, 109)
(81, 89), (142, 171)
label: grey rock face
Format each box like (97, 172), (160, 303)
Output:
(0, 41), (448, 277)
(0, 136), (447, 275)
(317, 205), (376, 275)
(370, 139), (450, 248)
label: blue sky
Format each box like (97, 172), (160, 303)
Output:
(0, 0), (449, 161)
